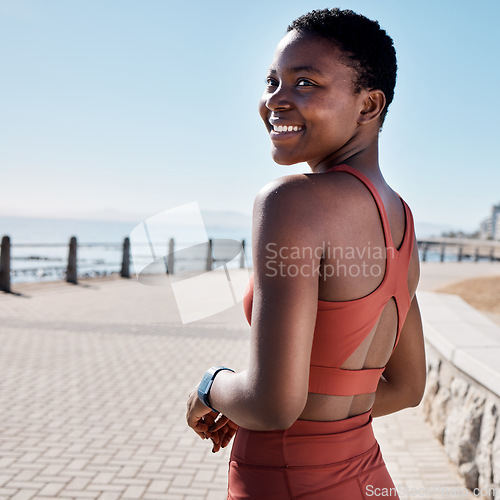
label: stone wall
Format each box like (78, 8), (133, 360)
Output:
(423, 343), (500, 495)
(419, 292), (500, 498)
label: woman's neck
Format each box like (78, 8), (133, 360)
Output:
(309, 136), (381, 178)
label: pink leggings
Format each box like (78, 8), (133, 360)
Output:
(227, 410), (399, 499)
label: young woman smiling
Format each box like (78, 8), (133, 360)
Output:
(187, 8), (425, 499)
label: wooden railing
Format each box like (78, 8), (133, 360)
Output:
(0, 236), (247, 292)
(3, 234), (498, 293)
(418, 237), (500, 262)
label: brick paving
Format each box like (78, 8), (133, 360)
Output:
(0, 272), (478, 499)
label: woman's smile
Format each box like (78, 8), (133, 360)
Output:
(269, 121), (305, 140)
(271, 124), (304, 133)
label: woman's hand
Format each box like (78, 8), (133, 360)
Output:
(186, 387), (239, 452)
(208, 418), (239, 453)
(186, 387), (217, 439)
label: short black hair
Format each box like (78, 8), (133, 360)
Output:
(287, 8), (397, 125)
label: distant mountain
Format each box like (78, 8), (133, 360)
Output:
(415, 222), (457, 239)
(0, 207), (253, 227)
(201, 210), (252, 230)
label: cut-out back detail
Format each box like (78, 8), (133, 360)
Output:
(243, 164), (415, 396)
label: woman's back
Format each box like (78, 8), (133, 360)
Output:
(244, 164), (420, 422)
(298, 165), (420, 421)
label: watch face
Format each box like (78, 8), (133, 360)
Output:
(198, 369), (217, 403)
(199, 373), (213, 393)
(198, 370), (217, 411)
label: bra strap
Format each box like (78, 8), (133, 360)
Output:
(309, 365), (384, 396)
(328, 164), (395, 249)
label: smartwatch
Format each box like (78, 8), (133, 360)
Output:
(197, 366), (235, 413)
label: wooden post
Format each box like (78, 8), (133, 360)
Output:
(240, 239), (246, 269)
(440, 244), (446, 262)
(457, 246), (463, 262)
(167, 238), (175, 275)
(0, 236), (11, 293)
(421, 243), (428, 262)
(206, 238), (213, 271)
(121, 237), (130, 278)
(66, 236), (78, 284)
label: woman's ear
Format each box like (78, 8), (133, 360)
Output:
(358, 90), (386, 125)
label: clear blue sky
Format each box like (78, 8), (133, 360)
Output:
(1, 0), (499, 233)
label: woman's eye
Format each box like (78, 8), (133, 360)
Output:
(297, 79), (315, 87)
(266, 78), (278, 87)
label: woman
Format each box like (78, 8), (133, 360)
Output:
(187, 8), (426, 499)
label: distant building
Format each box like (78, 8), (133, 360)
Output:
(480, 218), (491, 239)
(480, 204), (500, 240)
(495, 211), (500, 240)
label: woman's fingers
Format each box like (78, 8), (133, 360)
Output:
(207, 414), (229, 433)
(211, 436), (221, 453)
(227, 420), (239, 431)
(205, 421), (239, 452)
(222, 425), (237, 447)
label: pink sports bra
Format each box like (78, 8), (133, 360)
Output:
(243, 164), (415, 396)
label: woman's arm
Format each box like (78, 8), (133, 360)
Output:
(188, 176), (323, 431)
(371, 294), (426, 417)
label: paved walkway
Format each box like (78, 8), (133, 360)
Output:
(1, 264), (498, 499)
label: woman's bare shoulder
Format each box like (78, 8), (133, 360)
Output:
(251, 174), (331, 246)
(253, 172), (349, 212)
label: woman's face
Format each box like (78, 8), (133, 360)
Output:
(259, 30), (366, 169)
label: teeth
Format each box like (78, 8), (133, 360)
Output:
(272, 124), (303, 132)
